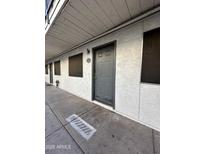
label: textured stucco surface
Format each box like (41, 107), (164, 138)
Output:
(46, 12), (160, 130)
(140, 84), (160, 128)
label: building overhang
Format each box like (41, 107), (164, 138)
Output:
(45, 0), (160, 62)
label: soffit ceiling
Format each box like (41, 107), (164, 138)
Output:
(45, 0), (160, 61)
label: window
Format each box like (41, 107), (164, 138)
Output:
(45, 65), (48, 74)
(54, 61), (61, 75)
(141, 28), (160, 84)
(69, 53), (83, 77)
(45, 0), (53, 16)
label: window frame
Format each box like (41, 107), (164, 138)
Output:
(54, 60), (61, 76)
(68, 53), (83, 77)
(141, 28), (160, 84)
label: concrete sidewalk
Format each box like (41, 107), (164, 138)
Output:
(45, 84), (160, 154)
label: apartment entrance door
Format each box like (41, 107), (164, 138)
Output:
(93, 42), (115, 107)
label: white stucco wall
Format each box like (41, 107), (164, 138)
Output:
(46, 12), (160, 130)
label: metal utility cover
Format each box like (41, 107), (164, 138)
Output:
(66, 114), (96, 140)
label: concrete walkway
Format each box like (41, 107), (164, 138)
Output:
(45, 84), (160, 154)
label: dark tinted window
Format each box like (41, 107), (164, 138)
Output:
(54, 61), (61, 75)
(141, 28), (160, 84)
(45, 65), (48, 74)
(69, 53), (83, 77)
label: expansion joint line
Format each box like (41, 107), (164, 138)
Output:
(45, 101), (85, 154)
